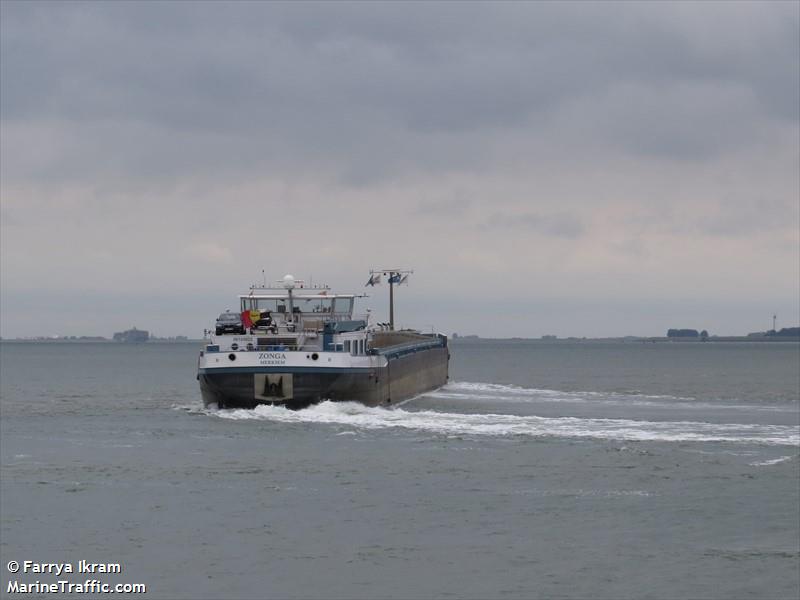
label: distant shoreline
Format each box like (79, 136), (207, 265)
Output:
(2, 336), (798, 344)
(454, 335), (800, 342)
(453, 336), (800, 343)
(0, 338), (204, 343)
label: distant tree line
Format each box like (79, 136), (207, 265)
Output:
(668, 326), (799, 339)
(766, 327), (800, 337)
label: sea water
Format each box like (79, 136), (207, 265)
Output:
(1, 340), (798, 599)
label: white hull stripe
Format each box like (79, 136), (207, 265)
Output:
(199, 366), (372, 375)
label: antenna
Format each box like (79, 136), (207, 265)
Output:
(773, 314), (777, 332)
(367, 268), (413, 331)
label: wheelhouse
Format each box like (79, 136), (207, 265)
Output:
(239, 293), (357, 323)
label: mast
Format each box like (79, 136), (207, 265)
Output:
(389, 278), (394, 329)
(368, 268), (413, 330)
(283, 274), (296, 319)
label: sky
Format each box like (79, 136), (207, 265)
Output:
(1, 0), (798, 339)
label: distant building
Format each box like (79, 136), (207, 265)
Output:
(113, 327), (149, 343)
(667, 329), (699, 338)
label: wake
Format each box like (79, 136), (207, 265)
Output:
(208, 382), (799, 446)
(431, 382), (797, 412)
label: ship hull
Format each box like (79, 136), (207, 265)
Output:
(199, 345), (448, 409)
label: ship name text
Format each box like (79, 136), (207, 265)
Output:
(258, 352), (287, 365)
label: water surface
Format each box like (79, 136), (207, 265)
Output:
(1, 340), (798, 599)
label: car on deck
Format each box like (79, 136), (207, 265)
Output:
(215, 311), (245, 335)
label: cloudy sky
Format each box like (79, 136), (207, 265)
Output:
(1, 1), (798, 338)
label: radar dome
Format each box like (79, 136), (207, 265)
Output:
(283, 274), (296, 289)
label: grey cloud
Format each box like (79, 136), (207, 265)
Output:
(482, 211), (584, 238)
(1, 1), (798, 338)
(2, 1), (797, 185)
(691, 202), (798, 237)
(414, 195), (472, 217)
(621, 189), (799, 239)
(554, 81), (768, 160)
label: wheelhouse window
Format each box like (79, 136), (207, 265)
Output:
(302, 297), (334, 314)
(240, 298), (287, 313)
(332, 297), (354, 317)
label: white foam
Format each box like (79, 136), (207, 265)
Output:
(447, 381), (687, 400)
(172, 402), (212, 414)
(214, 401), (800, 446)
(749, 455), (795, 466)
(431, 381), (796, 413)
(510, 488), (656, 498)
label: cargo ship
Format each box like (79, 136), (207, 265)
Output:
(197, 272), (449, 409)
